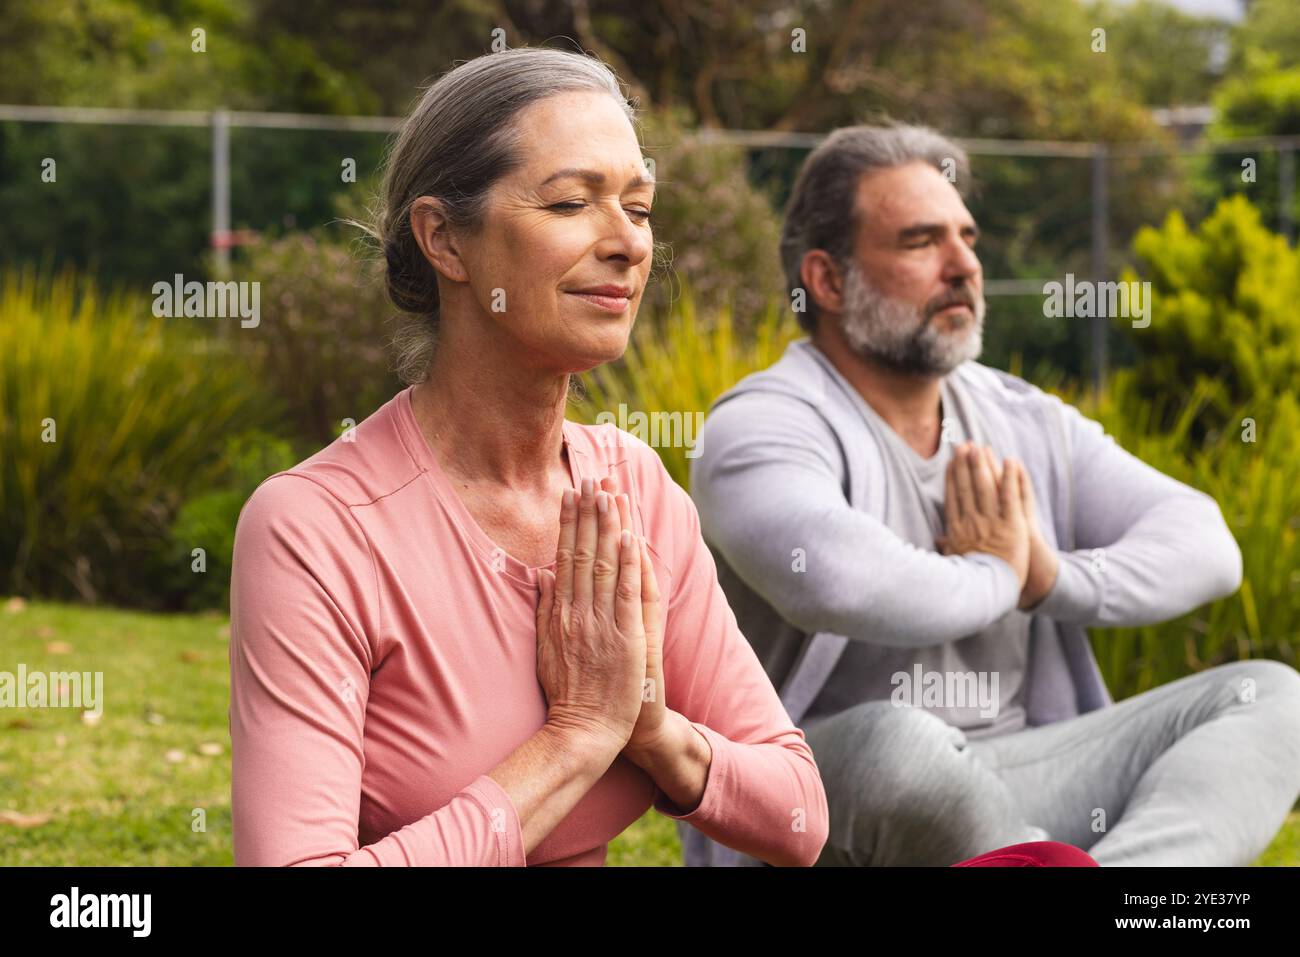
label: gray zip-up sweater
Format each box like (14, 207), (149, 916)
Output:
(680, 337), (1243, 866)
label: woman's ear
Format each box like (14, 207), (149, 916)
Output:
(410, 196), (469, 283)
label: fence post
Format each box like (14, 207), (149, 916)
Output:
(211, 109), (231, 277)
(1279, 146), (1295, 245)
(1090, 144), (1110, 399)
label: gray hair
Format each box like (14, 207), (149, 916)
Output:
(779, 123), (970, 334)
(357, 47), (636, 384)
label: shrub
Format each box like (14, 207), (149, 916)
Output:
(1124, 195), (1300, 426)
(227, 231), (402, 448)
(0, 267), (275, 607)
(635, 108), (786, 328)
(164, 430), (298, 612)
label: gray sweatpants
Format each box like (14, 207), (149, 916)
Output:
(802, 659), (1300, 866)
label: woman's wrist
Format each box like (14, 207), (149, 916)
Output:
(623, 710), (712, 813)
(540, 713), (627, 772)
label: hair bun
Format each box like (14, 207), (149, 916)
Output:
(383, 238), (405, 274)
(383, 235), (439, 318)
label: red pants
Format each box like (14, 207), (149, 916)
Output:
(951, 841), (1098, 867)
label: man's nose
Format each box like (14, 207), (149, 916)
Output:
(942, 235), (981, 283)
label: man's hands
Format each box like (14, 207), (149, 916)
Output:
(936, 442), (1059, 610)
(938, 442), (1030, 587)
(1009, 453), (1061, 610)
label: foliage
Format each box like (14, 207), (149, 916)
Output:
(0, 267), (276, 606)
(574, 285), (802, 490)
(635, 108), (786, 326)
(1189, 52), (1300, 234)
(0, 122), (213, 287)
(1088, 0), (1227, 107)
(0, 0), (375, 112)
(1213, 53), (1300, 139)
(0, 120), (390, 290)
(1, 1), (1195, 303)
(165, 430), (297, 612)
(1080, 196), (1300, 696)
(1194, 0), (1300, 234)
(1228, 0), (1300, 74)
(1123, 195), (1300, 422)
(227, 230), (402, 448)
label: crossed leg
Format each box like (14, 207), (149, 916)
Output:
(804, 659), (1300, 866)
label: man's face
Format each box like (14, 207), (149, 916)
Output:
(837, 161), (985, 376)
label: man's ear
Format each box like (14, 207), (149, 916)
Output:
(410, 196), (469, 283)
(801, 249), (845, 319)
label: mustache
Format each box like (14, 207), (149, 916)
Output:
(924, 287), (979, 320)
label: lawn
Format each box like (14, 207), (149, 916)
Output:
(1, 599), (1296, 866)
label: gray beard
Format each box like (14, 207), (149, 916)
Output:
(838, 263), (985, 376)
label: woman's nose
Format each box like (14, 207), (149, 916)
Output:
(596, 205), (652, 266)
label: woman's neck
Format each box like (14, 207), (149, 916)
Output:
(410, 321), (571, 492)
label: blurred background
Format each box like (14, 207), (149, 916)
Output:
(1, 0), (1298, 865)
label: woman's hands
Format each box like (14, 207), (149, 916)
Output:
(597, 477), (668, 756)
(534, 476), (664, 758)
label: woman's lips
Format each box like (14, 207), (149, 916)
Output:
(567, 292), (631, 313)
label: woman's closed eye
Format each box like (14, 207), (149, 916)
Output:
(549, 201), (652, 223)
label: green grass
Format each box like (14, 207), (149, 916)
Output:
(1, 600), (1295, 866)
(0, 600), (232, 864)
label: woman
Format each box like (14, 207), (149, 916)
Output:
(228, 45), (1091, 867)
(229, 45), (826, 867)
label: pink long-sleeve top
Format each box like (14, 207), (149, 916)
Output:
(228, 385), (828, 866)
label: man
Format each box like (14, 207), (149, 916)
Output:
(682, 123), (1300, 866)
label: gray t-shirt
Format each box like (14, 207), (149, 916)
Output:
(803, 375), (1031, 738)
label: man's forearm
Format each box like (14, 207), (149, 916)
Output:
(1034, 499), (1242, 626)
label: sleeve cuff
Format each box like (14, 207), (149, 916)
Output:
(463, 773), (527, 867)
(1032, 550), (1105, 623)
(650, 721), (725, 823)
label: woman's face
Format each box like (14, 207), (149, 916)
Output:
(451, 89), (655, 374)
